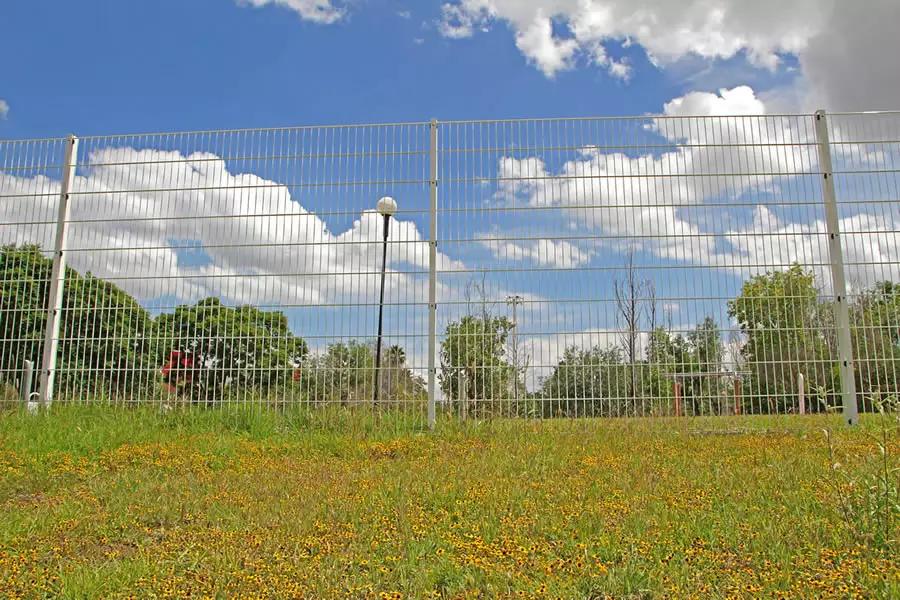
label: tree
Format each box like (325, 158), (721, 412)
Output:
(645, 327), (691, 414)
(614, 250), (649, 403)
(0, 244), (152, 399)
(381, 345), (427, 404)
(728, 265), (835, 413)
(687, 317), (725, 413)
(152, 297), (308, 404)
(850, 281), (900, 405)
(303, 341), (424, 406)
(540, 345), (628, 418)
(439, 315), (515, 418)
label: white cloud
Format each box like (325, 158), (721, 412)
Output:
(438, 3), (492, 39)
(514, 12), (580, 78)
(496, 86), (811, 261)
(0, 100), (8, 120)
(237, 0), (344, 23)
(490, 85), (900, 289)
(479, 234), (593, 268)
(397, 10), (412, 20)
(439, 0), (819, 77)
(437, 0), (900, 109)
(0, 147), (463, 308)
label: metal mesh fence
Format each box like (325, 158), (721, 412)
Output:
(0, 112), (898, 427)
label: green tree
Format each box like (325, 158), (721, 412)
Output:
(686, 317), (725, 414)
(303, 341), (424, 406)
(152, 297), (308, 404)
(439, 315), (515, 418)
(645, 327), (692, 414)
(851, 281), (900, 405)
(0, 244), (152, 400)
(728, 265), (835, 413)
(540, 345), (628, 418)
(380, 345), (427, 404)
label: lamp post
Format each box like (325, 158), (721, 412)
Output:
(373, 196), (397, 406)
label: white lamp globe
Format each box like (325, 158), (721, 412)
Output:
(376, 196), (398, 217)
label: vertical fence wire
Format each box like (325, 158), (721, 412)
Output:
(1, 112), (899, 427)
(0, 137), (69, 407)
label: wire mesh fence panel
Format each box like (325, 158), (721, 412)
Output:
(0, 138), (70, 407)
(1, 112), (899, 428)
(435, 115), (848, 426)
(826, 112), (900, 414)
(2, 126), (434, 426)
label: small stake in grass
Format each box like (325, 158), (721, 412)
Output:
(798, 373), (806, 415)
(21, 360), (38, 415)
(674, 380), (683, 417)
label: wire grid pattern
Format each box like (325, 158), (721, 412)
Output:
(0, 138), (69, 404)
(0, 113), (898, 424)
(435, 113), (898, 421)
(1, 126), (433, 419)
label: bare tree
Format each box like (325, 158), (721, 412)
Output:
(614, 249), (648, 405)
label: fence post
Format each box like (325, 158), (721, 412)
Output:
(814, 111), (859, 426)
(20, 360), (34, 406)
(733, 379), (742, 416)
(38, 134), (79, 409)
(798, 372), (806, 415)
(427, 119), (439, 430)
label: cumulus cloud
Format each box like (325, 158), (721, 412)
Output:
(0, 146), (463, 308)
(439, 0), (819, 78)
(0, 100), (8, 120)
(479, 235), (594, 268)
(437, 0), (899, 109)
(495, 86), (812, 261)
(237, 0), (344, 23)
(489, 85), (900, 291)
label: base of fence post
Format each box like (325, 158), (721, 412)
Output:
(734, 379), (742, 416)
(674, 381), (683, 417)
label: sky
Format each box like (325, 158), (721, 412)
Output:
(1, 0), (899, 392)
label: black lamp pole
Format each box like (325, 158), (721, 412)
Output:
(373, 200), (394, 406)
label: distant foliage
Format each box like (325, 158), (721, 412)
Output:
(152, 298), (308, 404)
(0, 244), (153, 398)
(729, 265), (837, 413)
(3, 243), (899, 415)
(303, 341), (425, 406)
(439, 315), (515, 417)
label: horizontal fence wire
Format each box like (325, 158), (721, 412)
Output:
(0, 112), (898, 428)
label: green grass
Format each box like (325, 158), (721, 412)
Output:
(0, 404), (897, 599)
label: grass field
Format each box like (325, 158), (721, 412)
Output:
(1, 406), (898, 599)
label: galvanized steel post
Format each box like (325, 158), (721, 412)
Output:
(38, 134), (79, 409)
(427, 119), (439, 430)
(814, 111), (859, 426)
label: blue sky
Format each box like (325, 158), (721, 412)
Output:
(1, 0), (899, 388)
(0, 0), (793, 138)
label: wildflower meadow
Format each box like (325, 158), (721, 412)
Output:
(1, 406), (898, 599)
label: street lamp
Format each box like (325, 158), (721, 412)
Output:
(373, 196), (397, 406)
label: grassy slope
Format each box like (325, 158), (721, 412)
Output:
(0, 405), (897, 599)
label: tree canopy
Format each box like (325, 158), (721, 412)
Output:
(439, 315), (516, 417)
(0, 244), (153, 398)
(152, 297), (309, 403)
